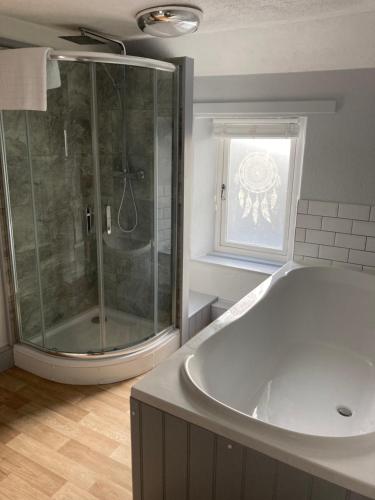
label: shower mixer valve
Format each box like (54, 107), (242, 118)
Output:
(124, 169), (145, 181)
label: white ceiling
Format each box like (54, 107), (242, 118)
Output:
(1, 1), (375, 76)
(126, 10), (375, 76)
(0, 0), (375, 39)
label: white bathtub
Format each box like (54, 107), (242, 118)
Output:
(185, 263), (375, 438)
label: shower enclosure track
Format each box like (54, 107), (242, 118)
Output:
(48, 50), (176, 72)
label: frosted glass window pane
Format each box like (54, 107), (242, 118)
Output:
(225, 138), (292, 251)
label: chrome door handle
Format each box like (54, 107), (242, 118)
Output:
(106, 205), (111, 235)
(63, 128), (69, 158)
(86, 207), (94, 234)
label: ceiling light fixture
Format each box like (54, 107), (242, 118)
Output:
(136, 5), (203, 38)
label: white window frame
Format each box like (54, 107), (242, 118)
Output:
(214, 117), (306, 264)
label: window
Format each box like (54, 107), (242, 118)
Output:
(215, 118), (304, 263)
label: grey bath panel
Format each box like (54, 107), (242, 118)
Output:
(131, 400), (375, 500)
(215, 436), (244, 500)
(164, 413), (188, 500)
(130, 399), (142, 500)
(275, 462), (313, 500)
(311, 477), (346, 500)
(244, 448), (277, 500)
(189, 424), (215, 500)
(141, 404), (164, 500)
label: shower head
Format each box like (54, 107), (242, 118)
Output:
(59, 35), (106, 45)
(59, 27), (126, 54)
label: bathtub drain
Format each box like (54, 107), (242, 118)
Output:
(336, 406), (352, 417)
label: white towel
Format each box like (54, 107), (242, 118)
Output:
(0, 47), (56, 111)
(47, 60), (61, 91)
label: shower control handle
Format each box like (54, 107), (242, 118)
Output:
(106, 205), (111, 235)
(86, 207), (93, 235)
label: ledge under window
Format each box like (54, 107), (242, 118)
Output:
(192, 253), (282, 275)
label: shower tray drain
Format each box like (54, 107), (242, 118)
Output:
(336, 406), (352, 417)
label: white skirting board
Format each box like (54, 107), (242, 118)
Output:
(0, 345), (13, 372)
(14, 329), (180, 385)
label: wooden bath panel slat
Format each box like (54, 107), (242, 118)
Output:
(164, 413), (188, 500)
(188, 424), (215, 500)
(131, 398), (374, 500)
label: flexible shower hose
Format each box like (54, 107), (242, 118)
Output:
(117, 174), (138, 233)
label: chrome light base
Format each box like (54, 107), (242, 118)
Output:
(136, 5), (203, 38)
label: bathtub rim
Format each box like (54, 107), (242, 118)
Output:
(184, 352), (375, 441)
(184, 261), (375, 439)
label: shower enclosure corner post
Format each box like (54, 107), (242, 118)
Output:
(153, 70), (159, 337)
(89, 62), (106, 352)
(172, 57), (194, 345)
(170, 65), (180, 330)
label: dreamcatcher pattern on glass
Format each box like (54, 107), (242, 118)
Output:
(235, 151), (281, 225)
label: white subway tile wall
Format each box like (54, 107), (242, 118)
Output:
(297, 199), (308, 214)
(321, 217), (352, 233)
(338, 203), (370, 221)
(296, 214), (322, 230)
(295, 228), (306, 242)
(294, 200), (375, 273)
(308, 200), (338, 217)
(366, 237), (375, 252)
(306, 229), (335, 245)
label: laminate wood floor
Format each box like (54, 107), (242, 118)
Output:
(0, 367), (140, 499)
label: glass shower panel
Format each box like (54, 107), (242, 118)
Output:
(27, 62), (100, 353)
(2, 111), (44, 346)
(156, 71), (175, 331)
(1, 58), (177, 357)
(96, 63), (156, 351)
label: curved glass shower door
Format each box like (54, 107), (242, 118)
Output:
(0, 56), (176, 355)
(96, 64), (157, 351)
(95, 63), (175, 351)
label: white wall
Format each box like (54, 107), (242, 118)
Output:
(190, 68), (375, 300)
(190, 118), (217, 258)
(190, 260), (267, 302)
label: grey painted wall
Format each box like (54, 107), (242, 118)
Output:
(194, 68), (375, 206)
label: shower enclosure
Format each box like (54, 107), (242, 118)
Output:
(0, 52), (179, 364)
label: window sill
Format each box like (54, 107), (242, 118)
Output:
(191, 253), (282, 275)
